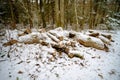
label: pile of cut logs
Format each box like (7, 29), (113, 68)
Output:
(3, 27), (113, 59)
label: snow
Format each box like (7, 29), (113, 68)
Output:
(0, 29), (120, 80)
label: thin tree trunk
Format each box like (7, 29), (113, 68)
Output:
(51, 1), (55, 26)
(27, 0), (33, 28)
(9, 0), (16, 29)
(74, 0), (78, 30)
(36, 0), (38, 9)
(40, 0), (46, 28)
(82, 0), (85, 15)
(60, 0), (64, 28)
(89, 0), (93, 29)
(55, 0), (60, 27)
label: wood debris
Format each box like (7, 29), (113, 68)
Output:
(2, 27), (114, 59)
(3, 39), (18, 46)
(89, 33), (99, 37)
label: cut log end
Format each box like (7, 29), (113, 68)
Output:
(68, 53), (84, 60)
(52, 44), (69, 54)
(104, 44), (109, 52)
(101, 34), (112, 40)
(89, 33), (99, 37)
(40, 40), (49, 46)
(69, 33), (76, 38)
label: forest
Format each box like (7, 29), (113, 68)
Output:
(0, 0), (120, 80)
(0, 0), (120, 30)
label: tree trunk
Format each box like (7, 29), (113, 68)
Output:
(55, 0), (60, 27)
(26, 0), (33, 28)
(51, 1), (55, 26)
(60, 0), (64, 28)
(9, 0), (16, 29)
(39, 0), (46, 28)
(74, 0), (79, 31)
(89, 0), (93, 29)
(36, 0), (38, 9)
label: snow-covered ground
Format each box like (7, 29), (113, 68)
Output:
(0, 29), (120, 80)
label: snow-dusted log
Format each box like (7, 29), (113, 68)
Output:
(68, 50), (84, 59)
(18, 32), (41, 44)
(76, 33), (105, 50)
(17, 27), (111, 51)
(98, 36), (111, 45)
(40, 33), (52, 41)
(47, 32), (60, 42)
(87, 31), (112, 45)
(54, 27), (63, 31)
(49, 30), (63, 41)
(59, 30), (107, 50)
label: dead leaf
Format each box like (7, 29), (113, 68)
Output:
(18, 71), (23, 74)
(68, 53), (74, 58)
(109, 69), (116, 75)
(98, 74), (103, 79)
(17, 61), (23, 64)
(80, 63), (84, 66)
(35, 64), (40, 66)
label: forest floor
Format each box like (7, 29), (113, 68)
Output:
(0, 28), (120, 80)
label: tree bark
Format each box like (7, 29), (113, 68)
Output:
(74, 0), (79, 30)
(39, 0), (46, 28)
(9, 0), (16, 29)
(60, 0), (64, 28)
(55, 0), (60, 27)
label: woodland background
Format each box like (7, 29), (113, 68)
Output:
(0, 0), (120, 30)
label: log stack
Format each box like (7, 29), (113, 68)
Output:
(3, 27), (114, 59)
